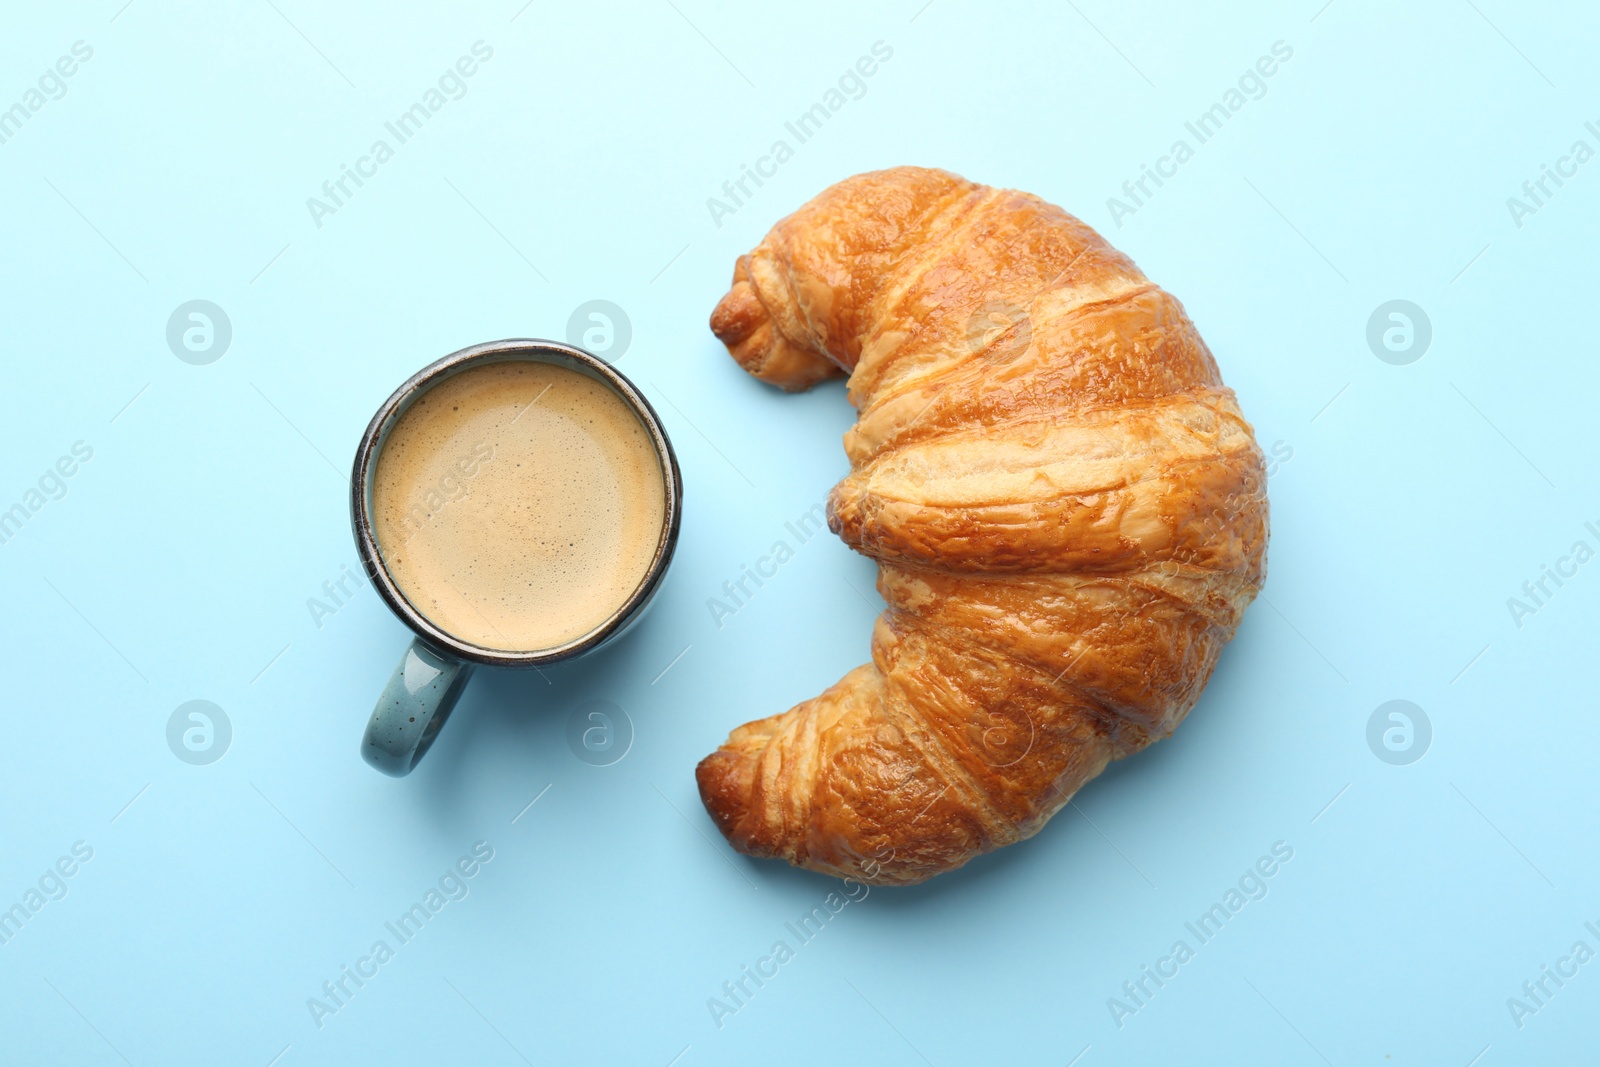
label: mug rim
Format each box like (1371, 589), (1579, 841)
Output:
(350, 338), (682, 668)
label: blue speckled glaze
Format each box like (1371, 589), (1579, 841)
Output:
(362, 640), (475, 777)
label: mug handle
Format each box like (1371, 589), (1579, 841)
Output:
(362, 639), (475, 777)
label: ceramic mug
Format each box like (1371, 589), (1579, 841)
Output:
(349, 338), (682, 777)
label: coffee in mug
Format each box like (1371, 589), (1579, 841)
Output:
(351, 340), (681, 777)
(371, 360), (666, 652)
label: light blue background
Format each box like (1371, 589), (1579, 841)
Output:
(1, 1), (1596, 1063)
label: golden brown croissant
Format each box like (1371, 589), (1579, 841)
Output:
(696, 167), (1267, 886)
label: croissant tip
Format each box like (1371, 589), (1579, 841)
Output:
(709, 282), (760, 347)
(694, 749), (748, 840)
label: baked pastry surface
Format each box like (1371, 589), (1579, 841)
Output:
(697, 167), (1268, 885)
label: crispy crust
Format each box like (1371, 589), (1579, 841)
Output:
(698, 167), (1267, 885)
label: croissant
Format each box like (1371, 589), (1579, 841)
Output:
(695, 167), (1267, 886)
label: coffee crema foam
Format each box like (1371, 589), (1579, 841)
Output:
(372, 360), (666, 652)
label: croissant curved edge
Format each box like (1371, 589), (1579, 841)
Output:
(695, 166), (1268, 887)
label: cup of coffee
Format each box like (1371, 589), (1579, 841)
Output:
(350, 338), (682, 776)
